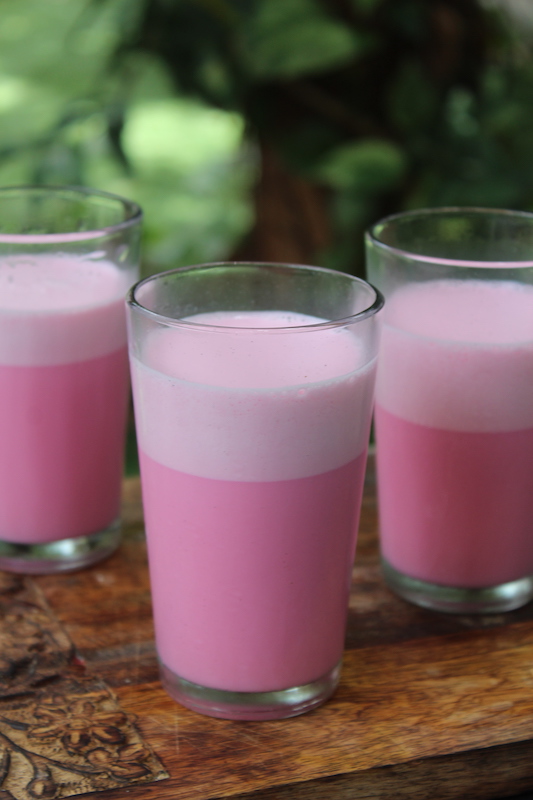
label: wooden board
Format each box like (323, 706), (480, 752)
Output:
(26, 456), (533, 799)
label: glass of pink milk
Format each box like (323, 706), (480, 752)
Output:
(0, 186), (142, 573)
(127, 262), (383, 720)
(366, 207), (533, 614)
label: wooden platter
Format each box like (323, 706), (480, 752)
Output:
(9, 456), (533, 800)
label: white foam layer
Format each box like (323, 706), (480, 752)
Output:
(376, 279), (533, 432)
(0, 255), (136, 365)
(131, 311), (377, 481)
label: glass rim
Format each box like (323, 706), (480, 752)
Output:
(366, 206), (533, 268)
(128, 261), (384, 332)
(0, 185), (143, 244)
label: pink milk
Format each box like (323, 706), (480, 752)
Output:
(375, 279), (533, 588)
(0, 255), (135, 543)
(131, 311), (377, 693)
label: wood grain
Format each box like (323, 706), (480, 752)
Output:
(0, 573), (73, 695)
(0, 676), (167, 799)
(32, 456), (533, 799)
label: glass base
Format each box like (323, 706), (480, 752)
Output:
(382, 558), (533, 614)
(159, 659), (341, 721)
(0, 521), (121, 575)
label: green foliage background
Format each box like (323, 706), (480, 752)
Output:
(1, 0), (533, 276)
(0, 0), (254, 274)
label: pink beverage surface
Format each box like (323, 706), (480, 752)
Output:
(375, 407), (533, 587)
(0, 255), (135, 543)
(375, 279), (533, 588)
(140, 450), (366, 692)
(131, 310), (377, 693)
(0, 351), (129, 542)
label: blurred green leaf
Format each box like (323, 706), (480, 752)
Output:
(1, 0), (533, 281)
(317, 138), (407, 193)
(0, 0), (254, 273)
(445, 89), (479, 138)
(349, 0), (384, 15)
(245, 0), (369, 78)
(387, 59), (439, 133)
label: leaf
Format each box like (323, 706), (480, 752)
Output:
(446, 88), (479, 137)
(118, 743), (149, 761)
(68, 700), (95, 717)
(349, 0), (383, 13)
(317, 138), (407, 193)
(26, 771), (56, 800)
(92, 725), (125, 745)
(29, 723), (64, 739)
(91, 711), (127, 727)
(33, 707), (66, 721)
(110, 762), (151, 780)
(87, 747), (112, 766)
(62, 729), (92, 750)
(386, 58), (439, 133)
(245, 0), (370, 78)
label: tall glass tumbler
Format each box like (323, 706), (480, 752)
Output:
(127, 263), (383, 720)
(366, 207), (533, 614)
(0, 186), (142, 573)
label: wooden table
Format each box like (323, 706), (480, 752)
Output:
(6, 456), (533, 800)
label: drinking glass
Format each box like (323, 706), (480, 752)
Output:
(0, 186), (142, 573)
(366, 207), (533, 613)
(127, 262), (383, 720)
